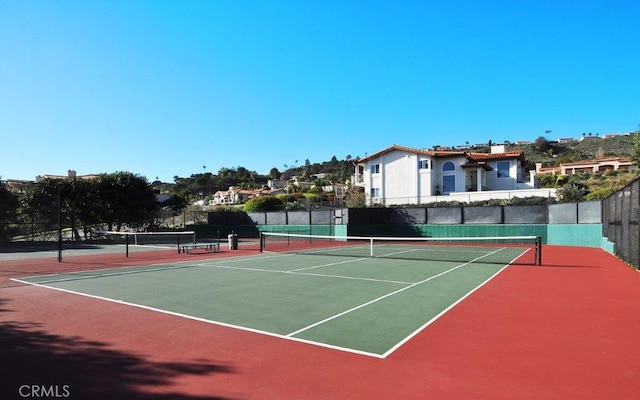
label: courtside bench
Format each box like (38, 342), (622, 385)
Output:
(179, 242), (220, 254)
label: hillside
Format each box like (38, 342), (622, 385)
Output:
(158, 134), (638, 203)
(506, 134), (636, 167)
(507, 134), (639, 199)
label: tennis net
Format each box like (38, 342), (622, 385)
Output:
(260, 232), (542, 265)
(93, 230), (199, 256)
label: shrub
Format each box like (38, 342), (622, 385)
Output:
(585, 187), (616, 201)
(212, 205), (244, 212)
(467, 199), (505, 206)
(428, 201), (465, 208)
(283, 201), (306, 211)
(242, 196), (283, 212)
(276, 194), (298, 203)
(509, 196), (550, 205)
(538, 174), (557, 188)
(303, 193), (322, 201)
(556, 183), (586, 203)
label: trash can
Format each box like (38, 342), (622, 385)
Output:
(228, 233), (238, 250)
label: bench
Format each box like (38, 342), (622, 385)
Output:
(179, 242), (220, 254)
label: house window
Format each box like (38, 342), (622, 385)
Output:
(497, 161), (510, 178)
(418, 160), (429, 170)
(442, 176), (455, 193)
(443, 161), (455, 171)
(370, 187), (380, 197)
(371, 164), (380, 174)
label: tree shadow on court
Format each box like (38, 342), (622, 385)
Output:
(0, 300), (236, 400)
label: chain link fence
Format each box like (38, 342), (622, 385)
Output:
(602, 177), (640, 269)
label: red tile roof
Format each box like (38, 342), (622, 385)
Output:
(356, 144), (525, 163)
(466, 151), (525, 161)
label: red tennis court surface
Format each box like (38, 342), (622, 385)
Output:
(1, 245), (639, 399)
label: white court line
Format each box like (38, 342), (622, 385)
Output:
(11, 246), (515, 359)
(14, 251), (276, 283)
(381, 263), (508, 358)
(289, 257), (370, 272)
(16, 263), (203, 285)
(200, 263), (415, 285)
(286, 247), (508, 338)
(382, 246), (526, 357)
(10, 278), (386, 359)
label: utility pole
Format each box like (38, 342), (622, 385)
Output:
(57, 186), (62, 263)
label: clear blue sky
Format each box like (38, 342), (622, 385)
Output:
(1, 0), (638, 183)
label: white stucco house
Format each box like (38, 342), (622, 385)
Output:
(211, 186), (287, 205)
(352, 144), (555, 206)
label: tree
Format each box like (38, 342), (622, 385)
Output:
(534, 136), (550, 152)
(268, 167), (280, 179)
(632, 127), (640, 166)
(159, 194), (188, 215)
(344, 186), (366, 207)
(0, 181), (19, 240)
(95, 173), (158, 231)
(19, 177), (100, 240)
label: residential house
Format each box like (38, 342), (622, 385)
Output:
(36, 170), (98, 182)
(267, 176), (314, 191)
(536, 157), (635, 176)
(2, 170), (99, 194)
(352, 144), (552, 206)
(321, 182), (349, 204)
(3, 179), (32, 194)
(211, 186), (287, 205)
(267, 179), (289, 190)
(579, 134), (600, 141)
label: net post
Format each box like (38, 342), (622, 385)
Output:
(125, 233), (129, 258)
(259, 232), (264, 252)
(177, 234), (181, 254)
(369, 238), (374, 257)
(536, 236), (542, 266)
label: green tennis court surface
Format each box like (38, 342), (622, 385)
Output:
(14, 251), (514, 357)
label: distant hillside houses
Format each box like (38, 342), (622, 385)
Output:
(3, 170), (98, 194)
(536, 157), (635, 176)
(211, 186), (286, 206)
(209, 175), (348, 206)
(36, 169), (98, 182)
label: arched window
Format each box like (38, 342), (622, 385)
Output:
(442, 161), (455, 171)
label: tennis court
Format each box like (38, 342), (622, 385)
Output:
(2, 235), (640, 399)
(13, 240), (519, 357)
